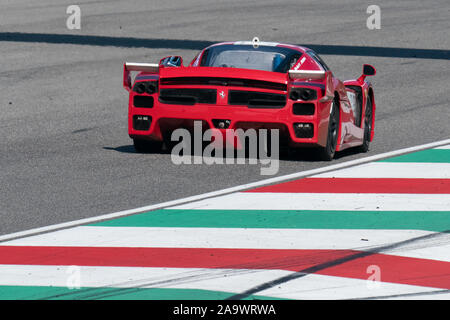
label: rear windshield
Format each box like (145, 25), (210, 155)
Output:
(199, 44), (302, 73)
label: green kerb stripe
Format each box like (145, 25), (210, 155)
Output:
(89, 209), (450, 232)
(378, 149), (450, 163)
(0, 286), (285, 300)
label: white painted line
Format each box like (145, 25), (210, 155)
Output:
(313, 162), (450, 179)
(435, 145), (450, 150)
(1, 138), (449, 242)
(0, 265), (442, 300)
(257, 273), (450, 300)
(5, 226), (445, 260)
(371, 291), (450, 300)
(0, 265), (287, 294)
(172, 193), (450, 212)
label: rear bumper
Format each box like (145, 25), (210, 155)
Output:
(128, 98), (332, 148)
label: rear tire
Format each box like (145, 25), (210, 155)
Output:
(317, 98), (340, 161)
(133, 138), (163, 153)
(358, 95), (373, 153)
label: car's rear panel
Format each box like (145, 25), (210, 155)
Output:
(128, 66), (331, 147)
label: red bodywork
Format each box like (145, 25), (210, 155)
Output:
(123, 42), (376, 152)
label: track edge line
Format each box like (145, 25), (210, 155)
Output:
(1, 138), (449, 243)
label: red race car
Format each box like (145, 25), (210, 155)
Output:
(123, 41), (376, 160)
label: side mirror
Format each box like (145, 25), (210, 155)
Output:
(358, 64), (376, 82)
(363, 64), (376, 76)
(159, 56), (183, 68)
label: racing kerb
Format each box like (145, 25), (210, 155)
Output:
(0, 141), (449, 300)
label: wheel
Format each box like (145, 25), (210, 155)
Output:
(317, 98), (340, 161)
(358, 96), (373, 153)
(133, 138), (162, 153)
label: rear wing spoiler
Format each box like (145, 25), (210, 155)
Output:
(123, 62), (159, 91)
(288, 70), (326, 80)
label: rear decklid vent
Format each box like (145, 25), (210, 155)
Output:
(160, 77), (287, 91)
(159, 88), (217, 105)
(228, 90), (286, 108)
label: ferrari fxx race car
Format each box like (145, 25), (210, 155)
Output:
(123, 41), (376, 160)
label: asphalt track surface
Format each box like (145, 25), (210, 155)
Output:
(0, 0), (449, 235)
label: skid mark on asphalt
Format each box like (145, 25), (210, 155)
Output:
(227, 230), (450, 300)
(1, 33), (449, 60)
(39, 268), (262, 300)
(356, 289), (450, 300)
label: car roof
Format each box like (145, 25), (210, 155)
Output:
(205, 41), (309, 54)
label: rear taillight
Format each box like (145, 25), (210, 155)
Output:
(133, 81), (159, 94)
(146, 82), (158, 94)
(289, 88), (317, 101)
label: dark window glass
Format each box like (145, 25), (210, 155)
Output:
(199, 44), (303, 73)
